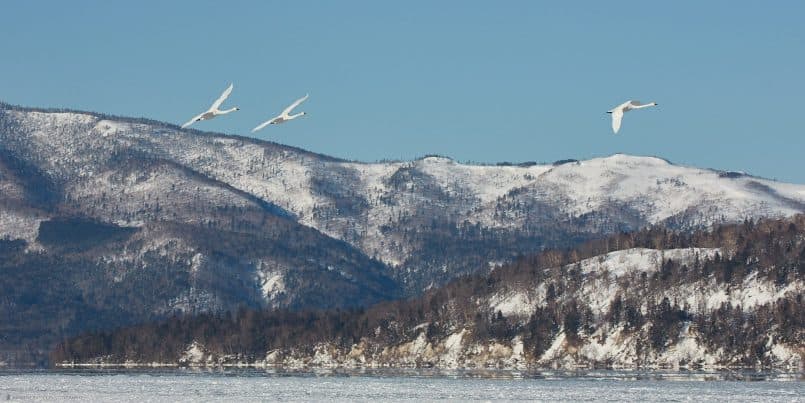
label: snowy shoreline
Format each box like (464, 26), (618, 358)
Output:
(54, 361), (802, 373)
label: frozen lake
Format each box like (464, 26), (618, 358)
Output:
(0, 369), (802, 402)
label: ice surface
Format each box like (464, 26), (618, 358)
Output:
(1, 370), (801, 402)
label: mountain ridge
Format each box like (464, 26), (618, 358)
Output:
(1, 101), (803, 366)
(2, 99), (795, 180)
(2, 104), (805, 287)
(2, 101), (803, 290)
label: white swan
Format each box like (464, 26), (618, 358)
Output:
(251, 94), (309, 132)
(607, 100), (657, 133)
(181, 83), (240, 129)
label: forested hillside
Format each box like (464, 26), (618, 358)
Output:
(52, 216), (804, 369)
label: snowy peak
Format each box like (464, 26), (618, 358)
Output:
(593, 153), (672, 166)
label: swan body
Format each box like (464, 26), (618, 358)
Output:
(252, 94), (309, 132)
(607, 100), (657, 133)
(181, 83), (239, 129)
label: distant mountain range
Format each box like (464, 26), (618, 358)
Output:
(1, 102), (803, 365)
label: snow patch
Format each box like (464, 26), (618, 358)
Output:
(488, 291), (537, 318)
(179, 341), (207, 365)
(0, 209), (43, 243)
(256, 262), (286, 303)
(579, 247), (720, 278)
(439, 329), (467, 368)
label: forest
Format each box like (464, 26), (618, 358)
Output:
(51, 215), (804, 368)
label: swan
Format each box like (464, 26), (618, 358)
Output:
(251, 94), (309, 132)
(607, 100), (657, 133)
(181, 83), (240, 129)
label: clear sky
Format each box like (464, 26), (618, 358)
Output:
(1, 1), (803, 182)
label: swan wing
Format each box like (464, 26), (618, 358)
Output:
(611, 109), (624, 134)
(211, 83), (234, 110)
(282, 94), (309, 115)
(252, 116), (277, 133)
(609, 100), (630, 113)
(181, 112), (205, 129)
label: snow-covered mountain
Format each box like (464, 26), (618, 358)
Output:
(2, 102), (804, 366)
(2, 103), (803, 295)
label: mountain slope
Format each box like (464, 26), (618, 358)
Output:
(52, 216), (805, 369)
(0, 217), (400, 366)
(2, 102), (803, 293)
(0, 104), (405, 365)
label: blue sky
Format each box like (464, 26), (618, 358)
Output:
(2, 1), (803, 182)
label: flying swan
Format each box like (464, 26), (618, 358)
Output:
(607, 100), (657, 134)
(252, 94), (309, 132)
(181, 83), (240, 129)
